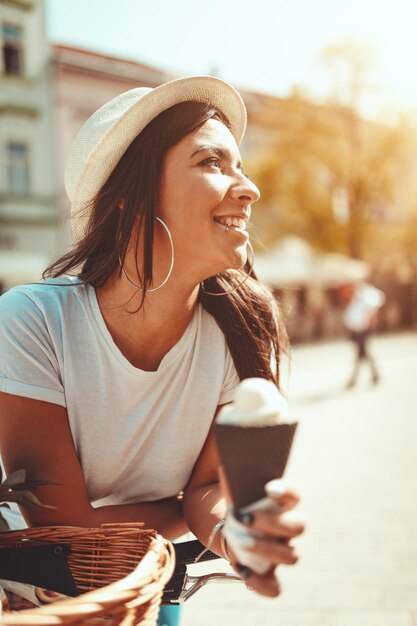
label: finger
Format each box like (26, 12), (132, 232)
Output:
(232, 563), (281, 598)
(248, 537), (300, 566)
(235, 508), (305, 539)
(265, 479), (300, 510)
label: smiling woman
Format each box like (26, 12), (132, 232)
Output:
(0, 76), (303, 624)
(157, 118), (258, 282)
(190, 141), (252, 240)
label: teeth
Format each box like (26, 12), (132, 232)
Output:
(215, 217), (247, 230)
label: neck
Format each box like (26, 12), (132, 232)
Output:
(96, 272), (201, 371)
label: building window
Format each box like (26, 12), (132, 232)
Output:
(7, 142), (30, 193)
(2, 23), (23, 76)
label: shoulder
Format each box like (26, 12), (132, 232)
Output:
(195, 305), (235, 367)
(0, 277), (88, 332)
(0, 277), (84, 311)
(197, 303), (228, 343)
(195, 304), (239, 397)
(0, 284), (42, 322)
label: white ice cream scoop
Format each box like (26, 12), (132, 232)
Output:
(217, 377), (291, 426)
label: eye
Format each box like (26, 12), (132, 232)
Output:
(200, 156), (222, 169)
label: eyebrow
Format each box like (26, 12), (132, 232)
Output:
(190, 144), (243, 171)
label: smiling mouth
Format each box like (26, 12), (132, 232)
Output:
(213, 216), (247, 231)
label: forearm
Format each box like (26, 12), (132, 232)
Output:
(96, 497), (188, 540)
(25, 493), (187, 540)
(182, 481), (227, 557)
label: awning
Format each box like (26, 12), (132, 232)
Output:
(254, 236), (369, 288)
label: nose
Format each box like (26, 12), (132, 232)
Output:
(229, 172), (260, 206)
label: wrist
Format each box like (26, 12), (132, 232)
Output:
(194, 518), (225, 562)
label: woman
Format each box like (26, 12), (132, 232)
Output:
(0, 76), (304, 620)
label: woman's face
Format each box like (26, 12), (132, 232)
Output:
(157, 118), (260, 282)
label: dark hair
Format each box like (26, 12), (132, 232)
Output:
(44, 101), (288, 386)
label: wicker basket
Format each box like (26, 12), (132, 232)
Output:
(0, 524), (175, 626)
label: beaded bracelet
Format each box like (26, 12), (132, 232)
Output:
(194, 519), (225, 563)
(219, 527), (231, 561)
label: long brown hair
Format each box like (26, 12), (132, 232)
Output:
(44, 101), (288, 386)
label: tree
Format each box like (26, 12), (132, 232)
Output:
(249, 41), (417, 265)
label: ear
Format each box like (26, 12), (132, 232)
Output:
(118, 199), (126, 210)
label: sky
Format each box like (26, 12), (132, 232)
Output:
(45, 0), (417, 119)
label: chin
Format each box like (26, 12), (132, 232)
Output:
(220, 249), (247, 273)
(204, 245), (248, 278)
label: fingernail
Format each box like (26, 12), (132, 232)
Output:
(235, 563), (252, 578)
(265, 480), (285, 497)
(235, 511), (255, 526)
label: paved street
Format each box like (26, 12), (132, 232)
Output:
(181, 331), (417, 626)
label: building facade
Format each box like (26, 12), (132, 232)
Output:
(0, 0), (56, 290)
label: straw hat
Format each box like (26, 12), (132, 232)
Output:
(65, 75), (247, 242)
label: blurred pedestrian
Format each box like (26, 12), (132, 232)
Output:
(0, 76), (304, 624)
(341, 281), (386, 387)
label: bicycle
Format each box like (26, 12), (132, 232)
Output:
(0, 523), (241, 625)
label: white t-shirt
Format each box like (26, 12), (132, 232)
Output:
(343, 282), (386, 333)
(0, 277), (239, 510)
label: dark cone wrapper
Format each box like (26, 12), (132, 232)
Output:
(214, 421), (298, 511)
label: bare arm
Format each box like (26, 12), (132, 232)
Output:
(182, 409), (227, 557)
(0, 393), (187, 539)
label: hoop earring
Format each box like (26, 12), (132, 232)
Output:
(119, 216), (174, 292)
(200, 240), (254, 297)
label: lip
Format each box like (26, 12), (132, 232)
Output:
(213, 214), (249, 228)
(213, 212), (250, 222)
(213, 215), (249, 239)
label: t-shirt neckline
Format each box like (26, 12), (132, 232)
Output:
(86, 284), (199, 377)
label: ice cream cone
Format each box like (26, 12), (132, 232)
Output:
(214, 420), (297, 510)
